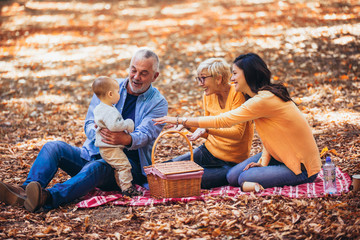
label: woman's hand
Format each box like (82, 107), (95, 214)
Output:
(153, 116), (176, 125)
(154, 116), (200, 128)
(187, 128), (206, 141)
(243, 162), (263, 171)
(173, 124), (185, 131)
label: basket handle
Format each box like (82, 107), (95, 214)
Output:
(151, 130), (194, 165)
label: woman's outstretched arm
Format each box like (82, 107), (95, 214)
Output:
(153, 116), (200, 128)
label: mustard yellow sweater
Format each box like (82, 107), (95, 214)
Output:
(198, 91), (321, 177)
(201, 84), (254, 163)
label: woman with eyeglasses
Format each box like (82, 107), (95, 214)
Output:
(154, 53), (321, 191)
(169, 58), (254, 189)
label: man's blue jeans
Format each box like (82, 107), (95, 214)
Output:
(226, 152), (318, 189)
(171, 144), (236, 189)
(22, 141), (146, 209)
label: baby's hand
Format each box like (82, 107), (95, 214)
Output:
(124, 119), (134, 133)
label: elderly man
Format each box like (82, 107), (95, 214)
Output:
(0, 48), (168, 212)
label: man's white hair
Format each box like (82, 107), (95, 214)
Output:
(130, 48), (160, 72)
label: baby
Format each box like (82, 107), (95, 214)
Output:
(92, 76), (141, 197)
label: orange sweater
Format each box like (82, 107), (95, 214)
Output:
(198, 91), (321, 177)
(201, 85), (254, 163)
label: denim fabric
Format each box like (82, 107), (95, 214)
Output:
(226, 152), (318, 189)
(82, 78), (168, 174)
(23, 141), (147, 209)
(171, 144), (236, 189)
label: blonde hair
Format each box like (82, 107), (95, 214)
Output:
(197, 58), (231, 84)
(92, 76), (117, 98)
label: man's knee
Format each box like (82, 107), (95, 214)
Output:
(42, 141), (68, 153)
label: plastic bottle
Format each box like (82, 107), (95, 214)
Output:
(323, 156), (337, 194)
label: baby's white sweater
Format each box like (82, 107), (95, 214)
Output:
(94, 102), (134, 148)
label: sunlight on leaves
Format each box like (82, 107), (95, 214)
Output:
(333, 36), (356, 45)
(25, 1), (111, 12)
(25, 34), (89, 45)
(323, 13), (356, 20)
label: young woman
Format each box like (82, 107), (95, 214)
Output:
(154, 53), (321, 191)
(171, 58), (253, 189)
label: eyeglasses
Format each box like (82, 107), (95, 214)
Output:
(195, 75), (212, 84)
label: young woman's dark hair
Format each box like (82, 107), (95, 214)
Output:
(233, 53), (292, 102)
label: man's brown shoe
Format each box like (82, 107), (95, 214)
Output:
(24, 181), (50, 212)
(0, 181), (26, 206)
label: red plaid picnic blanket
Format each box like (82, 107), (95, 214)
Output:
(76, 167), (351, 208)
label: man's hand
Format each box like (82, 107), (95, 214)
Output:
(99, 128), (132, 146)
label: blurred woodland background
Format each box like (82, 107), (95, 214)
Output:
(0, 0), (359, 239)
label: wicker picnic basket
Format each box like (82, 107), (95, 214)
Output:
(144, 130), (204, 199)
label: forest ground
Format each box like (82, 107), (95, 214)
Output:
(0, 0), (359, 239)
